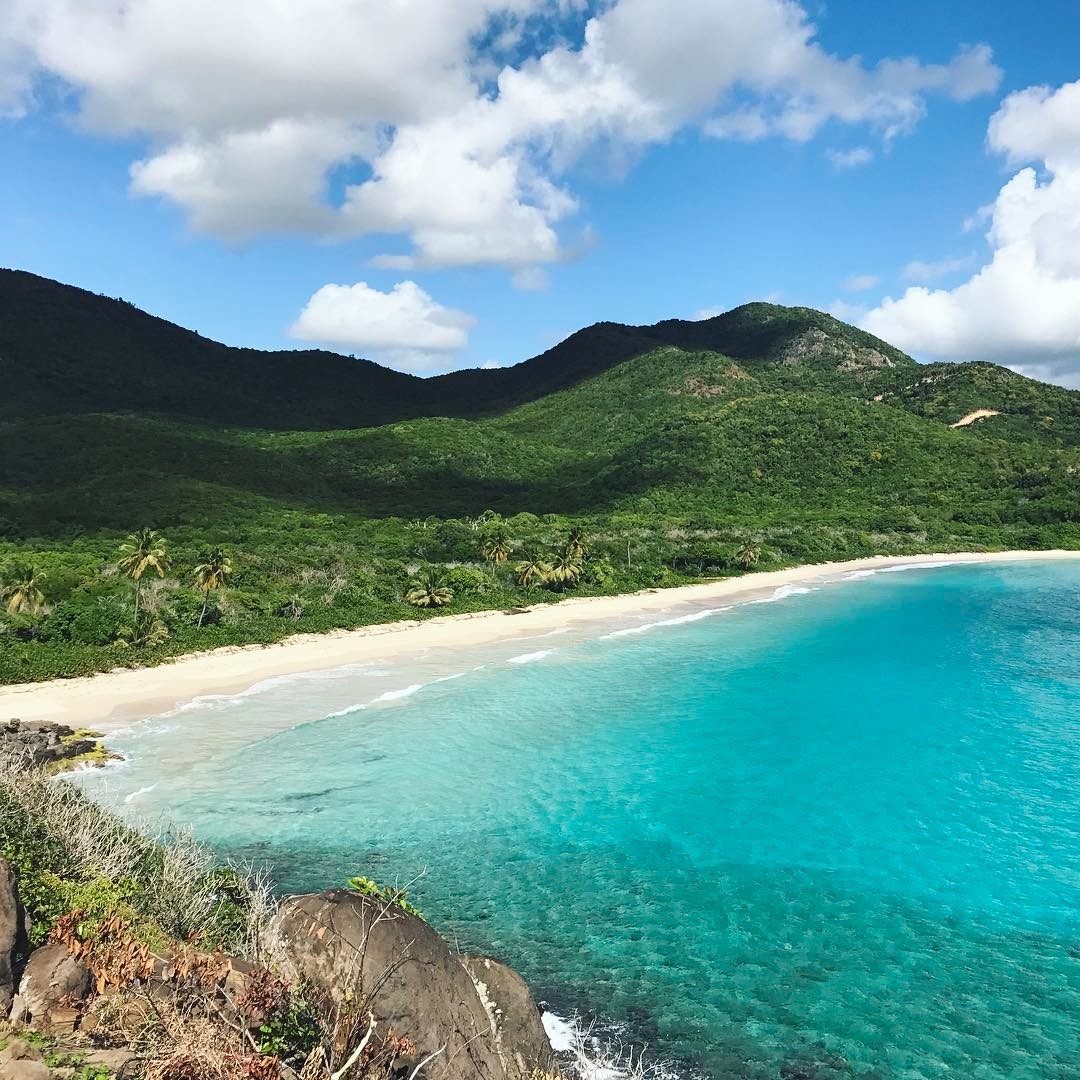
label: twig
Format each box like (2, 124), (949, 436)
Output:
(329, 1010), (377, 1080)
(408, 1043), (446, 1080)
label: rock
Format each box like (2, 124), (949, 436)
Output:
(463, 956), (557, 1080)
(270, 889), (507, 1080)
(0, 855), (25, 1017)
(221, 953), (257, 1000)
(13, 942), (93, 1035)
(0, 1039), (51, 1080)
(52, 1045), (136, 1076)
(0, 719), (115, 772)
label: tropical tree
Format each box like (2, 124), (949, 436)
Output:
(470, 509), (500, 532)
(116, 529), (169, 623)
(193, 549), (233, 628)
(405, 570), (454, 608)
(116, 611), (170, 649)
(547, 552), (582, 590)
(514, 555), (551, 589)
(734, 542), (762, 570)
(565, 527), (590, 561)
(3, 565), (46, 616)
(480, 529), (514, 577)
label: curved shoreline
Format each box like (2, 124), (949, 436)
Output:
(1, 549), (1077, 730)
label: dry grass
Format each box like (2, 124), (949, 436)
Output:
(0, 748), (274, 956)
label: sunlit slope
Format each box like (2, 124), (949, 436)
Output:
(2, 346), (1075, 538)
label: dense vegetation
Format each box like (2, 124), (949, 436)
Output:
(1, 270), (1076, 684)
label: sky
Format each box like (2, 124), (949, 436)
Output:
(1, 0), (1079, 387)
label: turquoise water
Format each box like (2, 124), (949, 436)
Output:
(84, 561), (1080, 1078)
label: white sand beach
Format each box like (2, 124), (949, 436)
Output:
(1, 550), (1077, 731)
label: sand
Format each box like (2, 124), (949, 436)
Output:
(1, 550), (1076, 731)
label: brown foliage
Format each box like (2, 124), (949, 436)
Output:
(50, 910), (155, 993)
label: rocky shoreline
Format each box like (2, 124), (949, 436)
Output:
(0, 719), (119, 774)
(0, 734), (564, 1080)
(0, 862), (559, 1080)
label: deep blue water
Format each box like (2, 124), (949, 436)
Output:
(84, 561), (1080, 1078)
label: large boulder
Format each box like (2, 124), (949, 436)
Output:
(270, 889), (507, 1080)
(12, 942), (94, 1035)
(463, 955), (557, 1080)
(0, 856), (23, 1016)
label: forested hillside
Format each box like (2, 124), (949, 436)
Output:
(1, 269), (1076, 683)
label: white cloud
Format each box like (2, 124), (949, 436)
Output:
(863, 79), (1080, 386)
(289, 280), (476, 371)
(902, 253), (976, 282)
(693, 305), (728, 321)
(2, 0), (1001, 273)
(843, 273), (879, 292)
(827, 147), (874, 168)
(130, 120), (368, 239)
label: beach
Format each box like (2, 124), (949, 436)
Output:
(2, 549), (1077, 731)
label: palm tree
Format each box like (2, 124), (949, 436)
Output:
(480, 530), (514, 578)
(547, 552), (582, 590)
(734, 542), (762, 570)
(514, 555), (551, 589)
(405, 570), (454, 609)
(3, 565), (46, 616)
(193, 549), (233, 627)
(565, 528), (590, 561)
(116, 611), (170, 649)
(116, 529), (169, 623)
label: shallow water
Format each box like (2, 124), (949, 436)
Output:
(81, 561), (1080, 1078)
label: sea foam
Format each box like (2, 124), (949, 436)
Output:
(839, 560), (959, 581)
(507, 649), (555, 664)
(602, 607), (728, 639)
(749, 584), (818, 603)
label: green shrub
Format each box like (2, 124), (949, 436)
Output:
(345, 874), (423, 919)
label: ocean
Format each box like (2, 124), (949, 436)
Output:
(79, 560), (1080, 1078)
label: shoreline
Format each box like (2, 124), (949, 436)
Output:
(1, 549), (1077, 730)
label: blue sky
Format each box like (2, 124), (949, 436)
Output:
(2, 1), (1079, 384)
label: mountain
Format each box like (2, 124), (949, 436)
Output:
(0, 268), (1076, 683)
(3, 268), (918, 429)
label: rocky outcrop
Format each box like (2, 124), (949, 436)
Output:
(0, 854), (559, 1079)
(0, 856), (23, 1016)
(0, 720), (113, 771)
(11, 942), (94, 1035)
(778, 327), (898, 376)
(271, 889), (552, 1080)
(464, 955), (557, 1080)
(0, 1039), (51, 1080)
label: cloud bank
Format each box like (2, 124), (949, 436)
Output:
(2, 0), (1000, 276)
(863, 79), (1080, 387)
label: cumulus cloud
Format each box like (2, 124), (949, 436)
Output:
(843, 274), (879, 292)
(863, 79), (1080, 387)
(289, 280), (476, 371)
(2, 0), (1001, 273)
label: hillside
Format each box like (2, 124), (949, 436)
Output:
(876, 361), (1080, 446)
(0, 269), (1077, 683)
(2, 268), (917, 428)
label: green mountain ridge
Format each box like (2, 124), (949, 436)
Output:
(2, 268), (919, 427)
(0, 268), (1077, 683)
